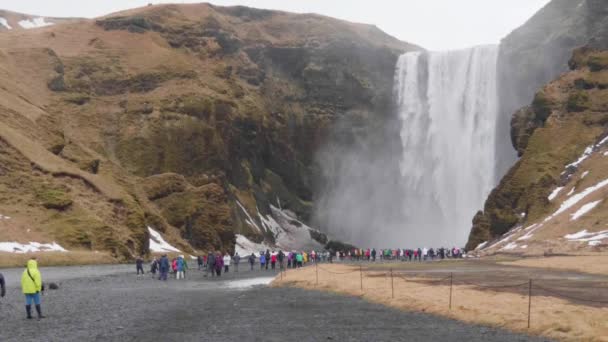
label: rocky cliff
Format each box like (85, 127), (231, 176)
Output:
(0, 4), (417, 260)
(494, 0), (608, 179)
(468, 0), (608, 254)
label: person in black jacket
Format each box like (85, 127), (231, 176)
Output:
(0, 272), (5, 298)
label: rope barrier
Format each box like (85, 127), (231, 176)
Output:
(458, 281), (529, 289)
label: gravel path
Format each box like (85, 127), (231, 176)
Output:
(0, 264), (549, 341)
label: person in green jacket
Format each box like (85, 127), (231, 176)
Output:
(295, 252), (303, 268)
(21, 258), (44, 319)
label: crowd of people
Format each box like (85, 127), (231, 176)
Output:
(135, 246), (466, 280)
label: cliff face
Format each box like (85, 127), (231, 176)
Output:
(494, 0), (608, 179)
(468, 0), (608, 253)
(0, 4), (417, 259)
(467, 47), (608, 254)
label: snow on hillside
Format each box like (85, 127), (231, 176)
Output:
(18, 17), (53, 29)
(148, 227), (181, 253)
(235, 234), (271, 257)
(0, 241), (67, 253)
(0, 17), (12, 29)
(564, 229), (608, 246)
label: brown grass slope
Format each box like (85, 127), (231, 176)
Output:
(0, 3), (417, 262)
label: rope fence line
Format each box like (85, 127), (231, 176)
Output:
(292, 264), (608, 329)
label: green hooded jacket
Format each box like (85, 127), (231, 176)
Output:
(21, 259), (42, 294)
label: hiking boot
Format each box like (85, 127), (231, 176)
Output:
(26, 305), (32, 319)
(35, 304), (45, 319)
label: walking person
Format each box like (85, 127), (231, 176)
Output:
(223, 252), (231, 273)
(265, 250), (271, 270)
(176, 255), (185, 280)
(206, 252), (216, 277)
(150, 257), (159, 276)
(215, 252), (224, 277)
(233, 253), (240, 273)
(278, 250), (285, 270)
(260, 253), (266, 270)
(21, 258), (44, 319)
(197, 255), (204, 271)
(248, 253), (256, 271)
(159, 254), (170, 281)
(136, 256), (145, 275)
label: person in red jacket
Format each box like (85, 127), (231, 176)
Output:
(270, 252), (277, 270)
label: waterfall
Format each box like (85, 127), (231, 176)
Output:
(394, 45), (499, 247)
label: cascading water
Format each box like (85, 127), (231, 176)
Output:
(394, 45), (499, 247)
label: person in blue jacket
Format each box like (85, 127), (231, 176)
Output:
(159, 254), (170, 281)
(259, 252), (266, 270)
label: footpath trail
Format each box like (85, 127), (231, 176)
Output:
(0, 263), (547, 342)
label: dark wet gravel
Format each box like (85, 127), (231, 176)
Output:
(0, 264), (550, 342)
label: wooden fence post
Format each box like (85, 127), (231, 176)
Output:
(528, 279), (532, 329)
(449, 272), (453, 310)
(360, 265), (363, 291)
(391, 269), (395, 298)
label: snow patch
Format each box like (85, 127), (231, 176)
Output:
(604, 151), (608, 157)
(235, 234), (270, 257)
(18, 17), (54, 29)
(0, 214), (10, 219)
(548, 187), (563, 201)
(564, 229), (608, 246)
(567, 187), (575, 196)
(148, 227), (181, 253)
(581, 171), (589, 179)
(548, 178), (608, 222)
(520, 245), (528, 249)
(475, 241), (488, 250)
(225, 277), (274, 289)
(565, 145), (593, 170)
(0, 17), (12, 29)
(570, 200), (601, 220)
(237, 201), (261, 231)
(0, 241), (67, 253)
(501, 242), (518, 251)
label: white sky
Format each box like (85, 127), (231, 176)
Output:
(0, 0), (551, 50)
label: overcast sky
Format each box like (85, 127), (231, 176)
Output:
(0, 0), (551, 50)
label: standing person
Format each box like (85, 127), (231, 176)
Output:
(265, 250), (271, 270)
(223, 252), (231, 273)
(270, 252), (277, 270)
(136, 256), (145, 275)
(233, 252), (241, 273)
(248, 253), (256, 271)
(206, 252), (216, 278)
(278, 250), (285, 270)
(0, 272), (5, 299)
(159, 254), (170, 281)
(21, 258), (44, 319)
(197, 255), (204, 271)
(215, 252), (224, 277)
(259, 252), (266, 270)
(287, 252), (293, 268)
(296, 252), (303, 268)
(150, 257), (159, 275)
(171, 258), (178, 278)
(176, 255), (185, 280)
(371, 248), (376, 262)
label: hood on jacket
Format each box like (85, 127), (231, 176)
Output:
(26, 259), (38, 270)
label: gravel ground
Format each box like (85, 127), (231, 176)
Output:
(0, 264), (550, 342)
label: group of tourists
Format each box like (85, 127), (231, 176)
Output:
(0, 258), (45, 320)
(332, 247), (466, 262)
(137, 246), (467, 279)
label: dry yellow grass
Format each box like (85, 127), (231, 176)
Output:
(0, 251), (116, 268)
(273, 264), (608, 342)
(500, 256), (608, 276)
